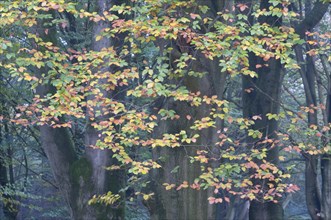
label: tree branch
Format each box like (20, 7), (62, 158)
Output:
(295, 1), (330, 38)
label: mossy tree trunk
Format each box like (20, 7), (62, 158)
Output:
(35, 1), (126, 219)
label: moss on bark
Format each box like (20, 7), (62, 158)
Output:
(70, 157), (93, 184)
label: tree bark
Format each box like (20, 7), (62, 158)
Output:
(242, 0), (284, 219)
(295, 1), (329, 38)
(321, 153), (331, 220)
(35, 1), (126, 219)
(148, 1), (228, 215)
(149, 57), (226, 220)
(295, 44), (322, 220)
(243, 55), (284, 220)
(321, 62), (331, 220)
(0, 98), (18, 219)
(293, 1), (329, 218)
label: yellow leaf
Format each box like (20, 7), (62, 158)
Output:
(24, 73), (32, 81)
(96, 35), (102, 41)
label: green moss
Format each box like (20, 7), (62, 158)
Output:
(69, 157), (92, 184)
(69, 158), (125, 219)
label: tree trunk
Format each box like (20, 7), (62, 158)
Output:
(146, 1), (244, 219)
(35, 1), (126, 219)
(0, 109), (18, 219)
(149, 59), (226, 220)
(321, 153), (331, 220)
(293, 1), (329, 218)
(295, 44), (322, 220)
(321, 69), (331, 220)
(243, 55), (284, 220)
(241, 0), (284, 219)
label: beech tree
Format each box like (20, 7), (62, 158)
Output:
(0, 0), (330, 219)
(241, 0), (285, 218)
(32, 1), (127, 219)
(293, 0), (330, 218)
(146, 1), (228, 219)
